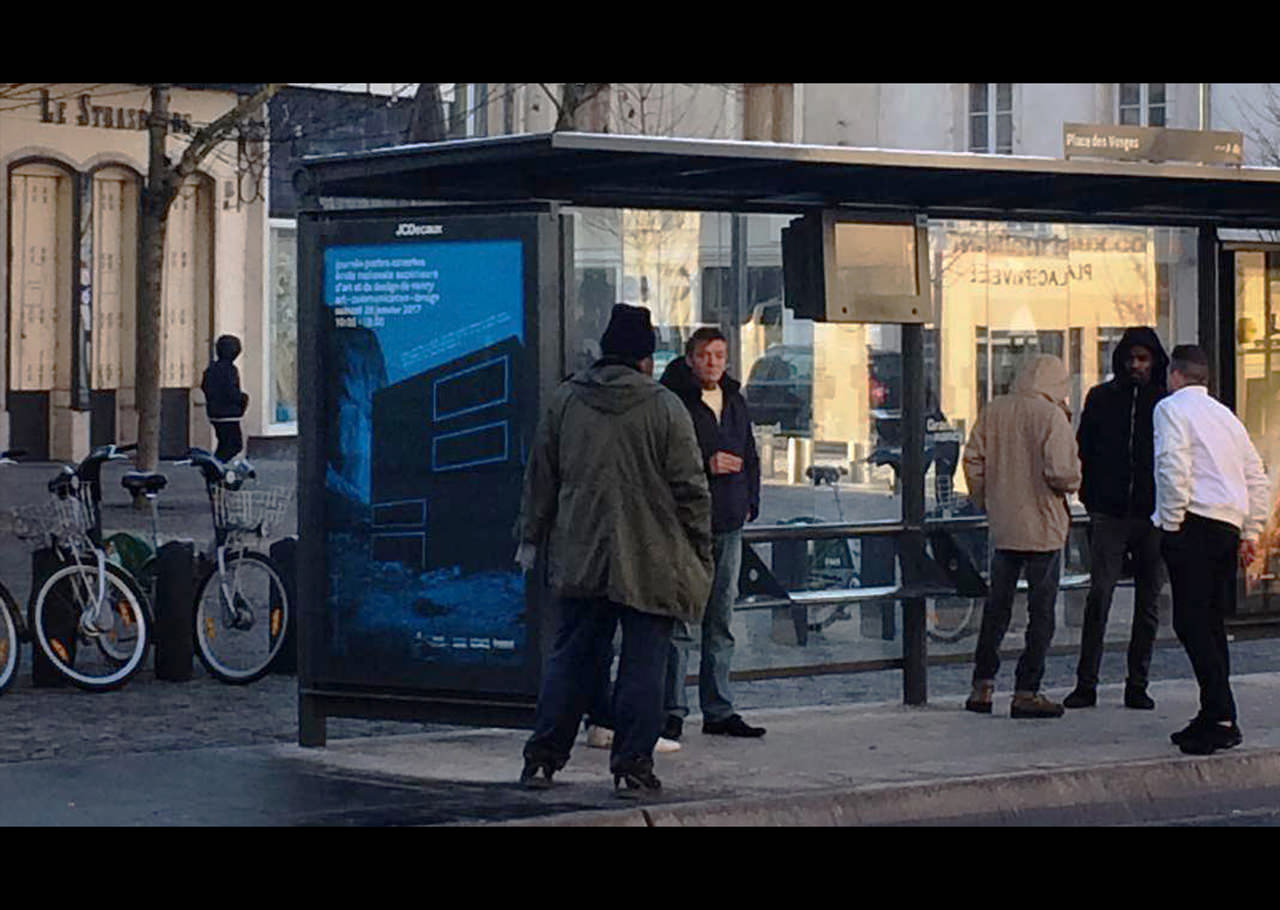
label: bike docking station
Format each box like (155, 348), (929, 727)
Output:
(7, 443), (296, 692)
(292, 131), (1280, 743)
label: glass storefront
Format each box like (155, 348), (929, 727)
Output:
(1234, 250), (1280, 614)
(268, 221), (299, 429)
(566, 207), (1201, 673)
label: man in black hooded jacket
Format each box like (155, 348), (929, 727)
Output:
(658, 327), (766, 741)
(1064, 326), (1169, 711)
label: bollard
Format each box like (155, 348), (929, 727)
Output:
(859, 536), (897, 641)
(153, 540), (195, 681)
(268, 537), (298, 674)
(29, 547), (71, 687)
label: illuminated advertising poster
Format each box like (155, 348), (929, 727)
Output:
(317, 214), (542, 693)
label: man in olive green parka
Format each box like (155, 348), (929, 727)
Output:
(517, 304), (712, 798)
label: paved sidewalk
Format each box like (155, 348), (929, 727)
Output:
(278, 669), (1280, 826)
(4, 663), (1280, 825)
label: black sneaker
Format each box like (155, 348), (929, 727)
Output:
(662, 715), (683, 741)
(1063, 686), (1097, 709)
(614, 767), (662, 799)
(519, 759), (555, 790)
(1124, 684), (1155, 710)
(1170, 718), (1207, 746)
(1172, 719), (1243, 753)
(702, 713), (766, 737)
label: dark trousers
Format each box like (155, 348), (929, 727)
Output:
(524, 596), (672, 776)
(213, 421), (243, 463)
(973, 549), (1061, 693)
(1076, 514), (1163, 689)
(586, 619), (616, 730)
(1162, 513), (1239, 725)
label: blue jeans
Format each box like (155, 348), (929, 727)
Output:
(524, 596), (673, 775)
(972, 549), (1061, 693)
(665, 528), (742, 724)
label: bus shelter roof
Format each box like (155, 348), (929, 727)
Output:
(296, 131), (1280, 230)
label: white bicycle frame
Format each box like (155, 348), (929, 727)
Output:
(60, 532), (112, 636)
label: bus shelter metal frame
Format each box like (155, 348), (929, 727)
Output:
(294, 131), (1280, 742)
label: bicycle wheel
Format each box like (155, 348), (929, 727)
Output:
(0, 583), (21, 695)
(193, 550), (288, 684)
(927, 596), (981, 644)
(32, 562), (151, 691)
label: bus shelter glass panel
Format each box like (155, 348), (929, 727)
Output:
(566, 208), (903, 527)
(929, 220), (1199, 661)
(566, 207), (904, 674)
(566, 208), (1199, 677)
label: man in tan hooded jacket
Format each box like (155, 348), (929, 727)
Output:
(962, 354), (1082, 718)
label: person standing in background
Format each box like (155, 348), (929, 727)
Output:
(963, 354), (1082, 719)
(1065, 327), (1169, 711)
(201, 334), (250, 463)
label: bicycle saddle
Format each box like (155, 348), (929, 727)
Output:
(121, 471), (168, 497)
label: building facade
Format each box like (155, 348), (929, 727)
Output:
(0, 82), (269, 460)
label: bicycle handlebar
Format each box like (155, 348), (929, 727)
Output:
(176, 448), (256, 486)
(77, 443), (136, 474)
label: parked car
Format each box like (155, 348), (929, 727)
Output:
(744, 345), (813, 433)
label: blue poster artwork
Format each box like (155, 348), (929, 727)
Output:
(322, 238), (529, 682)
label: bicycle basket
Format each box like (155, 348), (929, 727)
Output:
(11, 486), (95, 546)
(212, 486), (292, 537)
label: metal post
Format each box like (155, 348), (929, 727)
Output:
(726, 214), (747, 371)
(901, 322), (927, 705)
(1197, 227), (1222, 396)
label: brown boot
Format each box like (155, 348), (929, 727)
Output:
(1011, 690), (1065, 719)
(965, 679), (995, 714)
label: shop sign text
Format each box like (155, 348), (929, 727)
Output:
(39, 89), (194, 135)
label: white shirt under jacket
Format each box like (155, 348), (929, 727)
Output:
(1151, 384), (1270, 540)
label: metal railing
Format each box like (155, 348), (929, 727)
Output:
(727, 512), (1106, 698)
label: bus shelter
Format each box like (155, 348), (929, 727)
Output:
(293, 131), (1280, 746)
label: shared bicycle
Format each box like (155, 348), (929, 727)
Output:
(115, 448), (292, 684)
(12, 444), (151, 691)
(0, 449), (30, 694)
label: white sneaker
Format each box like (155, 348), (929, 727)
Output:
(655, 737), (682, 753)
(585, 725), (614, 749)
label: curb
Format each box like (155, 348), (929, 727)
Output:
(491, 746), (1280, 826)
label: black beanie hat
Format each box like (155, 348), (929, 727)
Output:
(599, 304), (656, 360)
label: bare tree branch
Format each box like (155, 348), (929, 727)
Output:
(174, 83), (282, 183)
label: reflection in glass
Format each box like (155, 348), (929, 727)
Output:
(564, 207), (1200, 672)
(269, 224), (298, 425)
(1235, 251), (1280, 616)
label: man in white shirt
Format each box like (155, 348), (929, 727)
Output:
(1152, 344), (1269, 755)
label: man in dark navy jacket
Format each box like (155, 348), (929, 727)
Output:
(658, 327), (766, 741)
(1065, 326), (1169, 711)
